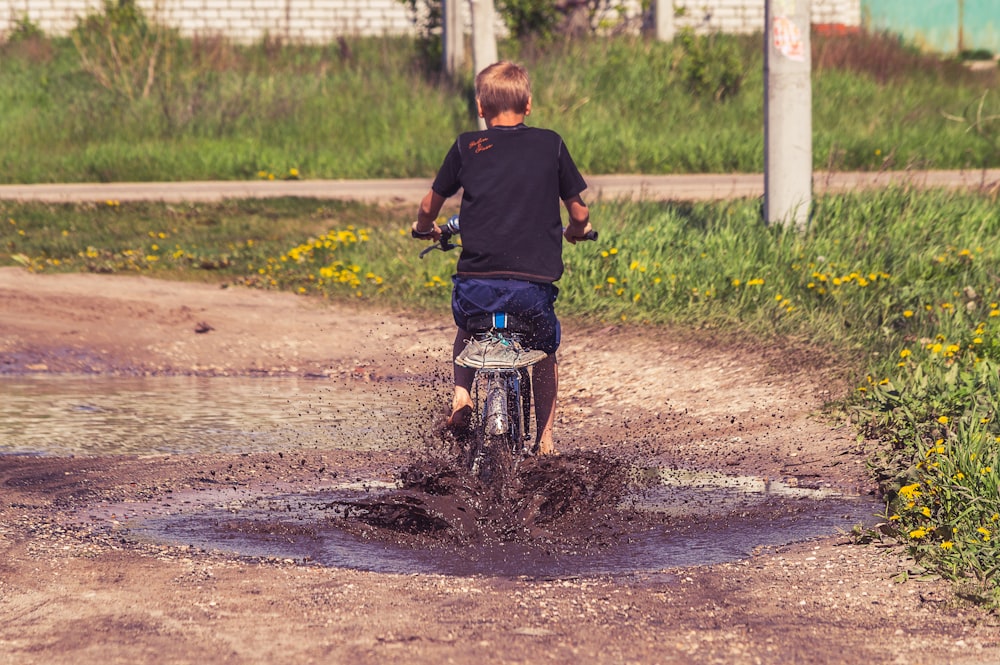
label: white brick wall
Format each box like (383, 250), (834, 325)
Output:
(673, 0), (860, 35)
(2, 0), (860, 42)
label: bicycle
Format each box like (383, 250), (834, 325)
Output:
(415, 216), (596, 484)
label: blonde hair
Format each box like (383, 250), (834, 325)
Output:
(475, 61), (531, 117)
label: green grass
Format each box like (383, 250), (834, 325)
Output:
(4, 190), (1000, 605)
(0, 28), (997, 183)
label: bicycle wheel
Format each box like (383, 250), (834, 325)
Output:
(472, 372), (518, 486)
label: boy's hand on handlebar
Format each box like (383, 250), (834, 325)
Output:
(411, 221), (443, 241)
(564, 222), (596, 244)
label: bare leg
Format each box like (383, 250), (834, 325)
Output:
(449, 328), (475, 426)
(532, 353), (558, 455)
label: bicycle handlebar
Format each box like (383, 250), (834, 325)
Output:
(414, 217), (597, 259)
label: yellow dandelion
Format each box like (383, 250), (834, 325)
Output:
(937, 416), (949, 424)
(903, 310), (914, 318)
(909, 528), (928, 539)
(940, 541), (954, 550)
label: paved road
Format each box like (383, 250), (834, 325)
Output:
(0, 170), (997, 204)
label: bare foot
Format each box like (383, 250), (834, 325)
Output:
(535, 442), (558, 456)
(446, 404), (472, 431)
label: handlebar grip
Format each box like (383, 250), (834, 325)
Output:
(412, 228), (435, 239)
(583, 230), (598, 241)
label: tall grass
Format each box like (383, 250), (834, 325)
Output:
(0, 24), (997, 183)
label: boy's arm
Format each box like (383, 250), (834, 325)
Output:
(412, 190), (447, 239)
(563, 194), (593, 244)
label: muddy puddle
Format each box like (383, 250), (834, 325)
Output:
(9, 374), (879, 577)
(109, 454), (877, 578)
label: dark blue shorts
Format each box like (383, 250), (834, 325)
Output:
(451, 276), (561, 354)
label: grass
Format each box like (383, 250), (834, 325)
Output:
(4, 188), (1000, 603)
(0, 27), (997, 183)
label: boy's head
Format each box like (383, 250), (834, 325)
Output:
(475, 61), (531, 118)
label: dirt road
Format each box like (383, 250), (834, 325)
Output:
(1, 268), (998, 664)
(1, 169), (998, 204)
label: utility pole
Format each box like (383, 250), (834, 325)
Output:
(469, 0), (498, 130)
(655, 0), (675, 42)
(442, 0), (464, 77)
(764, 0), (812, 230)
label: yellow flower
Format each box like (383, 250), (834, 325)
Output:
(921, 506), (932, 518)
(937, 416), (949, 425)
(909, 528), (928, 539)
(940, 541), (954, 550)
(977, 527), (991, 541)
(899, 349), (911, 358)
(903, 309), (914, 317)
(731, 278), (741, 287)
(898, 483), (921, 500)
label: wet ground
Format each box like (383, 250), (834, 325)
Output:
(3, 270), (998, 665)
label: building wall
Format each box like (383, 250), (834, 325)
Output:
(2, 0), (861, 42)
(863, 0), (999, 54)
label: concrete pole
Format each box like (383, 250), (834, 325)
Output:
(764, 0), (812, 230)
(469, 0), (498, 130)
(655, 0), (675, 42)
(442, 0), (464, 77)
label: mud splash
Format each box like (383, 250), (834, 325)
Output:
(335, 450), (636, 550)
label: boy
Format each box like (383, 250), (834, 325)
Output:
(412, 60), (594, 456)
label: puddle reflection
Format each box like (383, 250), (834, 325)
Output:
(0, 375), (425, 456)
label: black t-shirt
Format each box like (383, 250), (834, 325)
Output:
(431, 124), (587, 283)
